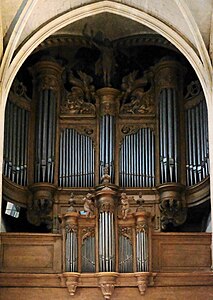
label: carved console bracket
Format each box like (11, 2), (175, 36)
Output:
(97, 272), (118, 300)
(134, 272), (155, 295)
(61, 272), (80, 296)
(157, 183), (187, 230)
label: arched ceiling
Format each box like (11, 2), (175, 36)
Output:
(1, 0), (213, 50)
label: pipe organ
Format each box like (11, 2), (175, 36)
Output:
(2, 35), (210, 299)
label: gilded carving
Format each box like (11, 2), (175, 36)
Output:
(120, 87), (155, 114)
(61, 88), (96, 114)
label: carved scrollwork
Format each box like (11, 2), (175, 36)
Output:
(61, 70), (96, 114)
(120, 87), (155, 115)
(185, 80), (201, 99)
(119, 226), (133, 243)
(11, 79), (29, 98)
(61, 88), (96, 114)
(81, 227), (95, 242)
(121, 125), (140, 136)
(159, 198), (187, 230)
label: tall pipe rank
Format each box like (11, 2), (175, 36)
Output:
(30, 60), (63, 184)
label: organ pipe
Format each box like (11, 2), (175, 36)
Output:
(3, 100), (29, 186)
(96, 186), (117, 272)
(31, 60), (62, 184)
(59, 128), (94, 187)
(119, 128), (155, 188)
(185, 99), (209, 186)
(62, 212), (78, 272)
(135, 211), (150, 272)
(159, 88), (179, 183)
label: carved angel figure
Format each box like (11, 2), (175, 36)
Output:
(83, 193), (95, 218)
(120, 193), (131, 220)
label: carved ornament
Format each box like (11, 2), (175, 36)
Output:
(97, 272), (118, 300)
(118, 226), (133, 242)
(134, 272), (151, 295)
(38, 74), (58, 90)
(62, 272), (80, 296)
(81, 227), (95, 242)
(157, 183), (187, 230)
(11, 79), (29, 99)
(27, 183), (57, 230)
(121, 125), (140, 136)
(159, 198), (187, 230)
(96, 88), (121, 116)
(65, 223), (78, 233)
(61, 88), (96, 114)
(120, 87), (155, 115)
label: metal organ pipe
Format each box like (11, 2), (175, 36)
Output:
(59, 128), (94, 187)
(159, 88), (179, 183)
(99, 115), (115, 182)
(3, 100), (29, 186)
(185, 99), (209, 186)
(119, 128), (155, 187)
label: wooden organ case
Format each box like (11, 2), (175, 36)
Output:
(1, 35), (211, 299)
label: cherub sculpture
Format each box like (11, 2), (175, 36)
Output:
(83, 193), (95, 218)
(120, 192), (134, 219)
